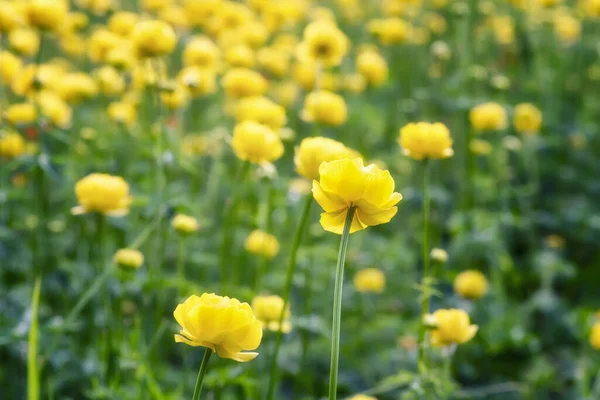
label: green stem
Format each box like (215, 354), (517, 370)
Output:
(328, 206), (356, 400)
(417, 159), (431, 373)
(192, 348), (213, 400)
(27, 275), (42, 400)
(266, 194), (313, 400)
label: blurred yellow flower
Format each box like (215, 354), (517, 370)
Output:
(3, 102), (37, 126)
(72, 173), (132, 216)
(231, 121), (284, 164)
(245, 230), (280, 259)
(454, 270), (489, 300)
(429, 309), (478, 347)
(353, 268), (386, 294)
(251, 295), (291, 333)
(0, 132), (26, 159)
(235, 96), (287, 131)
(469, 102), (508, 132)
(357, 51), (388, 87)
(174, 293), (263, 362)
(591, 323), (600, 350)
(297, 20), (348, 67)
(312, 158), (402, 234)
(513, 103), (542, 134)
(131, 20), (177, 58)
(294, 137), (352, 181)
(301, 90), (347, 126)
(27, 0), (68, 31)
(114, 248), (144, 269)
(172, 214), (200, 235)
(399, 122), (453, 160)
(222, 68), (268, 98)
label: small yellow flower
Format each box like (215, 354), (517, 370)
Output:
(430, 248), (448, 263)
(0, 132), (26, 159)
(72, 173), (132, 216)
(245, 230), (280, 259)
(312, 158), (402, 234)
(294, 137), (352, 181)
(131, 20), (177, 58)
(399, 122), (453, 160)
(114, 248), (144, 269)
(183, 36), (220, 69)
(174, 293), (263, 362)
(301, 90), (347, 126)
(251, 295), (291, 333)
(353, 268), (386, 294)
(356, 51), (388, 87)
(513, 103), (542, 134)
(454, 270), (489, 300)
(27, 0), (68, 31)
(469, 102), (508, 132)
(429, 309), (478, 347)
(222, 68), (268, 98)
(590, 323), (600, 350)
(171, 214), (200, 235)
(108, 101), (136, 126)
(3, 103), (37, 126)
(231, 121), (284, 164)
(296, 20), (348, 67)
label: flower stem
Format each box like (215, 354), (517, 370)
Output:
(266, 194), (313, 400)
(192, 347), (213, 400)
(417, 159), (431, 373)
(328, 206), (356, 400)
(27, 275), (42, 400)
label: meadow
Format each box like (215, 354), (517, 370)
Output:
(1, 0), (600, 399)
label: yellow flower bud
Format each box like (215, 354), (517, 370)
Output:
(131, 20), (177, 58)
(171, 214), (200, 235)
(72, 173), (132, 216)
(27, 0), (68, 31)
(235, 96), (287, 131)
(113, 248), (144, 269)
(294, 137), (352, 181)
(429, 308), (478, 347)
(353, 268), (386, 294)
(399, 122), (454, 160)
(454, 270), (489, 300)
(251, 295), (291, 333)
(0, 132), (26, 159)
(174, 293), (263, 362)
(469, 102), (508, 132)
(222, 68), (268, 98)
(3, 102), (37, 126)
(231, 121), (284, 164)
(513, 103), (542, 135)
(301, 90), (347, 126)
(245, 230), (280, 259)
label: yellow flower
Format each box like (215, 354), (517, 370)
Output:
(27, 0), (68, 31)
(3, 103), (37, 126)
(9, 28), (39, 57)
(357, 51), (388, 87)
(591, 323), (600, 350)
(513, 103), (542, 134)
(171, 214), (200, 235)
(177, 66), (217, 97)
(398, 122), (453, 160)
(114, 248), (144, 269)
(245, 230), (280, 259)
(301, 90), (347, 126)
(0, 1), (24, 33)
(183, 36), (220, 69)
(0, 132), (26, 159)
(353, 268), (386, 294)
(312, 158), (402, 234)
(251, 295), (291, 333)
(0, 51), (23, 82)
(108, 101), (136, 126)
(222, 68), (268, 98)
(454, 270), (489, 300)
(235, 96), (287, 131)
(429, 309), (478, 347)
(294, 137), (352, 181)
(131, 20), (177, 58)
(174, 293), (263, 362)
(469, 102), (508, 132)
(72, 173), (132, 216)
(108, 11), (138, 36)
(296, 20), (348, 67)
(231, 121), (284, 164)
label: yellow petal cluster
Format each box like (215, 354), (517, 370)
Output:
(244, 229), (280, 259)
(353, 268), (386, 294)
(453, 270), (489, 300)
(429, 309), (478, 347)
(251, 295), (292, 333)
(231, 121), (284, 164)
(72, 173), (132, 216)
(174, 293), (263, 362)
(398, 122), (453, 160)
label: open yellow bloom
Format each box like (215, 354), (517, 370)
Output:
(399, 122), (453, 160)
(469, 102), (508, 132)
(312, 158), (402, 234)
(296, 20), (348, 67)
(513, 103), (542, 134)
(353, 268), (386, 294)
(245, 230), (280, 259)
(590, 322), (600, 350)
(231, 121), (284, 164)
(301, 90), (347, 126)
(429, 309), (478, 347)
(235, 96), (287, 131)
(454, 270), (489, 300)
(294, 137), (353, 181)
(131, 20), (177, 58)
(72, 173), (132, 216)
(174, 293), (263, 362)
(0, 132), (26, 159)
(27, 0), (68, 31)
(114, 248), (144, 269)
(251, 295), (291, 333)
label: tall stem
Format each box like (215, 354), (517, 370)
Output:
(327, 206), (356, 400)
(266, 194), (313, 400)
(417, 159), (431, 373)
(192, 348), (213, 400)
(27, 276), (42, 400)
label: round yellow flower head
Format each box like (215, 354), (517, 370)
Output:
(131, 20), (177, 58)
(513, 103), (542, 134)
(3, 103), (37, 126)
(245, 229), (280, 259)
(108, 11), (138, 37)
(231, 121), (284, 164)
(222, 68), (268, 98)
(430, 247), (448, 263)
(37, 90), (72, 128)
(349, 395), (377, 400)
(454, 270), (489, 300)
(0, 1), (24, 33)
(235, 96), (287, 131)
(108, 101), (136, 126)
(357, 51), (389, 87)
(398, 122), (454, 160)
(591, 323), (600, 350)
(294, 137), (352, 181)
(183, 36), (221, 69)
(0, 132), (26, 159)
(113, 248), (144, 269)
(171, 214), (200, 235)
(177, 66), (217, 97)
(301, 90), (348, 126)
(312, 158), (402, 234)
(72, 173), (132, 216)
(297, 20), (348, 67)
(0, 51), (23, 82)
(251, 295), (291, 333)
(429, 308), (478, 347)
(27, 0), (68, 31)
(9, 28), (40, 57)
(469, 102), (508, 132)
(353, 268), (386, 294)
(174, 293), (263, 362)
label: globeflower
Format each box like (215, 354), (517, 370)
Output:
(469, 102), (508, 132)
(301, 90), (347, 126)
(296, 20), (348, 67)
(353, 268), (386, 294)
(173, 293), (263, 362)
(398, 122), (454, 160)
(231, 121), (284, 164)
(454, 270), (489, 300)
(245, 230), (280, 259)
(131, 20), (177, 58)
(72, 173), (132, 216)
(251, 295), (291, 333)
(428, 309), (478, 347)
(294, 137), (353, 181)
(513, 103), (542, 134)
(312, 158), (402, 234)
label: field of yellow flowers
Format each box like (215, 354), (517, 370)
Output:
(2, 0), (600, 399)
